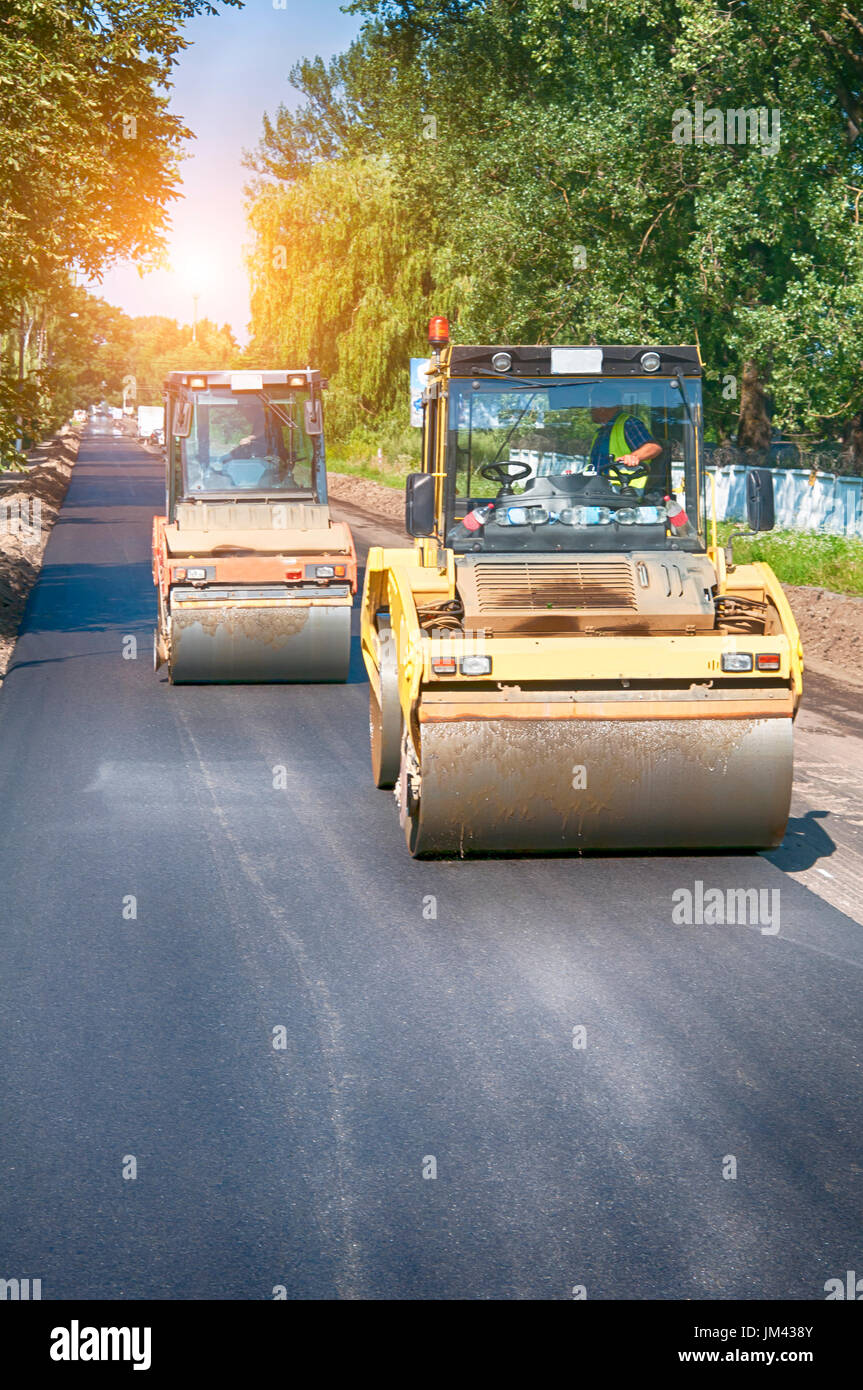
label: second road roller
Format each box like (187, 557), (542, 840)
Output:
(361, 317), (802, 856)
(153, 368), (356, 682)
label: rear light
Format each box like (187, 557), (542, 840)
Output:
(186, 567), (206, 581)
(460, 655), (492, 676)
(285, 568), (302, 580)
(756, 653), (781, 671)
(721, 652), (753, 672)
(428, 315), (450, 347)
(431, 658), (457, 675)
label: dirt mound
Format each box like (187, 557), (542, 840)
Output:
(327, 471), (406, 526)
(782, 584), (863, 688)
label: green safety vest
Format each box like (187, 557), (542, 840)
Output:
(597, 411), (649, 491)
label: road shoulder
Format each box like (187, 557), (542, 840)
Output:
(0, 427), (81, 681)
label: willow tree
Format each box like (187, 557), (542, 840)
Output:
(245, 153), (465, 435)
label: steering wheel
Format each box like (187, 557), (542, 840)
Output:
(601, 458), (652, 491)
(478, 460), (532, 494)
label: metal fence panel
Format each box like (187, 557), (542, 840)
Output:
(709, 464), (863, 537)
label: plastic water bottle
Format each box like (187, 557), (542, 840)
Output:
(462, 502), (495, 532)
(664, 494), (694, 537)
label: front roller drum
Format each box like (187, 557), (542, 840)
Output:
(169, 602), (351, 683)
(400, 716), (793, 856)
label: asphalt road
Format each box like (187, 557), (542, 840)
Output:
(0, 431), (861, 1300)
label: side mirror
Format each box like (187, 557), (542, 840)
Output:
(173, 400), (192, 438)
(746, 467), (775, 532)
(405, 472), (437, 538)
(304, 398), (323, 436)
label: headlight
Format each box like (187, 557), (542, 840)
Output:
(460, 655), (492, 676)
(315, 565), (335, 578)
(186, 567), (207, 580)
(721, 652), (753, 672)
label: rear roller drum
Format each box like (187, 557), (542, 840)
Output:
(370, 621), (402, 788)
(154, 597), (171, 678)
(397, 733), (424, 856)
(168, 601), (351, 684)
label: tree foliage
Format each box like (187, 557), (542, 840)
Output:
(246, 0), (863, 442)
(125, 314), (238, 405)
(0, 0), (241, 459)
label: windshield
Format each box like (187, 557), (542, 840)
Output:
(181, 391), (319, 496)
(445, 376), (703, 552)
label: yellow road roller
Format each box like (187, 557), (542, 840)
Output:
(361, 318), (802, 856)
(153, 369), (356, 682)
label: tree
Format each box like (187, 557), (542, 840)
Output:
(246, 0), (863, 444)
(124, 315), (239, 406)
(245, 154), (464, 436)
(0, 0), (242, 459)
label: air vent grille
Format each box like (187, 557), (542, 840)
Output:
(472, 561), (637, 611)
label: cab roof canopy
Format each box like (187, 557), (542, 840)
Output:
(448, 345), (702, 378)
(163, 369), (324, 390)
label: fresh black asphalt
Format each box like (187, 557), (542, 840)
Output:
(0, 432), (860, 1299)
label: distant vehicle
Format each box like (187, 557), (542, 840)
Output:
(147, 428), (164, 447)
(137, 404), (164, 440)
(110, 406), (123, 421)
(72, 409), (86, 424)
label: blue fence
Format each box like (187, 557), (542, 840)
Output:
(707, 464), (863, 537)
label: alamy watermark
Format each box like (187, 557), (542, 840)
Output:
(1, 497), (41, 546)
(672, 881), (780, 935)
(1, 1276), (41, 1299)
(672, 102), (780, 156)
(824, 1269), (863, 1299)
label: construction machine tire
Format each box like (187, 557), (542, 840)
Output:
(400, 716), (793, 857)
(168, 601), (351, 684)
(369, 620), (402, 788)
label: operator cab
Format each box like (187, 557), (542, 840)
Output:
(162, 369), (328, 523)
(431, 346), (704, 555)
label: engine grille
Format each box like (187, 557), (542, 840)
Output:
(471, 560), (637, 611)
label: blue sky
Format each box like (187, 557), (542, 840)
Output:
(94, 1), (361, 341)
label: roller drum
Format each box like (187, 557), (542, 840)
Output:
(403, 716), (793, 856)
(169, 601), (351, 683)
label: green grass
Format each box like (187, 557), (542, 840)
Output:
(716, 522), (863, 595)
(327, 421), (420, 490)
(326, 453), (414, 490)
